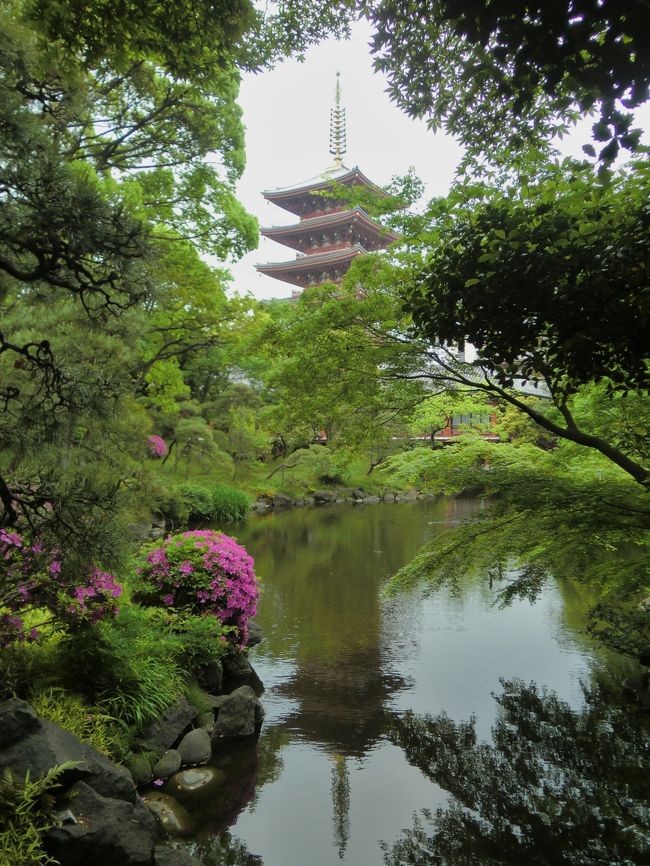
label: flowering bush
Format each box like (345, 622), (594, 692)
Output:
(147, 434), (169, 458)
(0, 528), (122, 647)
(135, 530), (259, 647)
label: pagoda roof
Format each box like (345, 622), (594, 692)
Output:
(260, 207), (400, 251)
(256, 245), (367, 287)
(262, 166), (392, 216)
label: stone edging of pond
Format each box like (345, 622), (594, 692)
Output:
(251, 488), (437, 513)
(0, 634), (266, 866)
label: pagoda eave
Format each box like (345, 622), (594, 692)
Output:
(260, 207), (400, 252)
(263, 166), (393, 216)
(256, 246), (367, 288)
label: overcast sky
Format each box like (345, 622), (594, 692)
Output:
(223, 20), (650, 300)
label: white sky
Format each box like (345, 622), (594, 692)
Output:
(223, 20), (650, 300)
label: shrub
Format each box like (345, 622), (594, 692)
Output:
(210, 483), (251, 523)
(147, 434), (169, 458)
(0, 529), (122, 648)
(57, 606), (187, 738)
(135, 530), (259, 646)
(170, 612), (231, 670)
(159, 482), (250, 525)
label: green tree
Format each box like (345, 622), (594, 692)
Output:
(359, 0), (650, 164)
(383, 426), (650, 604)
(399, 159), (650, 488)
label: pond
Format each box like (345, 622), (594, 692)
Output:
(177, 498), (643, 866)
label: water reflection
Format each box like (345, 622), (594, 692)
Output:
(385, 679), (650, 866)
(236, 500), (474, 756)
(189, 500), (635, 866)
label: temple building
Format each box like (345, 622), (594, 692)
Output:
(256, 73), (399, 292)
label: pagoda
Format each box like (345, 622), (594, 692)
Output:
(256, 73), (399, 291)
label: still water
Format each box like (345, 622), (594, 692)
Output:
(181, 498), (634, 865)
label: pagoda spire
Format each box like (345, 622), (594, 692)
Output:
(329, 71), (347, 166)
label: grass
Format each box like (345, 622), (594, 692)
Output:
(29, 689), (120, 758)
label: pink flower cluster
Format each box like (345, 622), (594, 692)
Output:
(147, 434), (169, 458)
(0, 529), (122, 646)
(68, 567), (123, 622)
(136, 530), (259, 647)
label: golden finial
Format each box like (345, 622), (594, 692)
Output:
(329, 71), (347, 166)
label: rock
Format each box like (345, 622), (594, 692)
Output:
(223, 651), (253, 678)
(637, 596), (650, 612)
(46, 781), (157, 865)
(205, 693), (229, 710)
(212, 686), (264, 741)
(149, 527), (165, 539)
(167, 766), (226, 795)
(197, 660), (223, 693)
(271, 493), (293, 508)
(639, 645), (650, 667)
(313, 490), (336, 504)
(251, 500), (271, 513)
(246, 620), (263, 648)
(0, 698), (41, 747)
(139, 698), (197, 753)
(153, 750), (182, 780)
(128, 753), (154, 786)
(177, 728), (211, 765)
(351, 488), (366, 500)
(0, 700), (134, 803)
(154, 844), (203, 866)
(141, 791), (194, 838)
(364, 496), (381, 503)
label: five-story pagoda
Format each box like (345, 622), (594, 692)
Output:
(256, 74), (399, 291)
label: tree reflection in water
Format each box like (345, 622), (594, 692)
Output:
(384, 679), (650, 866)
(187, 831), (262, 865)
(331, 753), (351, 859)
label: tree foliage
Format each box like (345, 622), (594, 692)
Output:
(406, 159), (650, 399)
(359, 0), (650, 163)
(383, 433), (650, 604)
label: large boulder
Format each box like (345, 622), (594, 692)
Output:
(246, 620), (263, 648)
(196, 659), (223, 693)
(177, 728), (211, 766)
(271, 493), (293, 508)
(211, 686), (264, 741)
(139, 698), (197, 753)
(312, 490), (336, 504)
(45, 781), (157, 866)
(223, 651), (253, 679)
(141, 790), (194, 837)
(167, 766), (226, 796)
(153, 750), (182, 780)
(0, 699), (134, 802)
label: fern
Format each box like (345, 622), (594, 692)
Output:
(0, 761), (79, 866)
